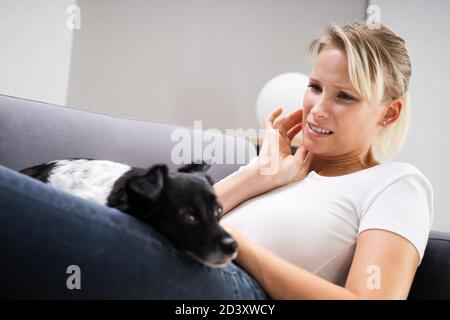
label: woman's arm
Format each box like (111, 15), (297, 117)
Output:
(214, 163), (270, 215)
(213, 162), (273, 214)
(222, 224), (419, 300)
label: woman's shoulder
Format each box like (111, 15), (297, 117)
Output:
(377, 161), (428, 179)
(371, 161), (433, 196)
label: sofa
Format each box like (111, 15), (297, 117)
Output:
(0, 94), (449, 299)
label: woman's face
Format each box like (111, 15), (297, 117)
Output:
(302, 46), (384, 158)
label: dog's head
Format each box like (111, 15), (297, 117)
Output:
(125, 161), (237, 268)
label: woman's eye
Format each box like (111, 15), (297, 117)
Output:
(308, 84), (322, 92)
(337, 92), (355, 101)
(307, 83), (356, 101)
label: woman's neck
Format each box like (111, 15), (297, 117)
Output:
(310, 147), (380, 177)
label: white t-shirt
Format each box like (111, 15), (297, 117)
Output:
(221, 161), (434, 286)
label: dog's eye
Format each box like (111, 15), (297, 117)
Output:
(179, 209), (199, 225)
(215, 205), (223, 218)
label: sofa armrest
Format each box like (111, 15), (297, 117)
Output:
(409, 231), (450, 299)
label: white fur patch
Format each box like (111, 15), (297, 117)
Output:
(47, 159), (132, 205)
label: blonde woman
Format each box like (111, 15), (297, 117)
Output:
(218, 21), (433, 299)
(0, 21), (432, 299)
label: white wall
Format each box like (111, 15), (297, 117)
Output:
(66, 0), (366, 132)
(0, 0), (76, 105)
(369, 0), (450, 232)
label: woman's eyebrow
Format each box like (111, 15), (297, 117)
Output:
(334, 83), (356, 92)
(310, 77), (356, 93)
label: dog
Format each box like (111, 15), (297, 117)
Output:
(20, 158), (237, 268)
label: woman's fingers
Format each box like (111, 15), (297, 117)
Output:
(264, 107), (283, 129)
(274, 108), (302, 137)
(273, 108), (302, 129)
(294, 144), (307, 162)
(287, 123), (303, 141)
(294, 143), (313, 165)
(292, 145), (313, 182)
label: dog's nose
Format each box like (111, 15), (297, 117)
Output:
(220, 237), (237, 254)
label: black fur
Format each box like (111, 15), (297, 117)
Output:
(20, 159), (236, 267)
(20, 161), (58, 181)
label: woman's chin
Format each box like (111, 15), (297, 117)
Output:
(303, 139), (319, 152)
(303, 139), (331, 155)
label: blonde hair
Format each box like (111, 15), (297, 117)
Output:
(308, 21), (412, 161)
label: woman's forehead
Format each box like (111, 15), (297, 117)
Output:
(311, 47), (356, 92)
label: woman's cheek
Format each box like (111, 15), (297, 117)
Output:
(301, 104), (313, 128)
(336, 117), (369, 149)
(302, 91), (315, 113)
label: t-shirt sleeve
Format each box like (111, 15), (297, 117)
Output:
(358, 172), (434, 265)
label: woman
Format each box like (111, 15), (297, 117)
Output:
(0, 21), (432, 300)
(218, 21), (433, 299)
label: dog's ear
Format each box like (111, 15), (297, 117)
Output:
(126, 164), (168, 202)
(177, 160), (211, 174)
(204, 174), (214, 186)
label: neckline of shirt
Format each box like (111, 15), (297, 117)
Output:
(307, 162), (391, 180)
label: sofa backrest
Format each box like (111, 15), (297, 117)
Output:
(0, 94), (256, 182)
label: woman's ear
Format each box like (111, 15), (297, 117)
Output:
(380, 99), (403, 126)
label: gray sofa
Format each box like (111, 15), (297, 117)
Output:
(0, 94), (449, 299)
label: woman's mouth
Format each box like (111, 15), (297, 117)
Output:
(307, 122), (334, 137)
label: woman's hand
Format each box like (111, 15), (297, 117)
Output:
(214, 107), (313, 215)
(256, 107), (313, 189)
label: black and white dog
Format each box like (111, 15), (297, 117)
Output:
(20, 158), (237, 267)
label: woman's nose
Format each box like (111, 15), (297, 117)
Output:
(310, 98), (330, 119)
